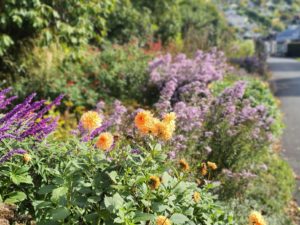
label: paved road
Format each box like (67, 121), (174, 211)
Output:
(268, 57), (300, 203)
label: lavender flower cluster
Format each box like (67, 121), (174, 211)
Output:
(0, 88), (63, 142)
(149, 49), (228, 150)
(149, 50), (275, 166)
(211, 81), (274, 141)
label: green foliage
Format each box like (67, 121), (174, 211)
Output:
(106, 0), (153, 44)
(0, 135), (234, 224)
(132, 0), (182, 44)
(203, 104), (270, 171)
(13, 43), (153, 108)
(180, 0), (235, 52)
(0, 0), (115, 56)
(226, 40), (255, 58)
(0, 0), (115, 81)
(223, 154), (295, 225)
(209, 74), (293, 224)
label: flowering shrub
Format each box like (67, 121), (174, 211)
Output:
(26, 140), (234, 224)
(148, 51), (276, 174)
(0, 88), (62, 142)
(210, 74), (283, 138)
(0, 92), (235, 224)
(203, 81), (274, 171)
(0, 89), (62, 215)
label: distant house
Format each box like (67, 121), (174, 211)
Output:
(276, 25), (300, 56)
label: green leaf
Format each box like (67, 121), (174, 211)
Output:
(10, 173), (33, 185)
(38, 185), (56, 195)
(84, 213), (99, 223)
(152, 202), (168, 212)
(4, 191), (26, 204)
(107, 171), (118, 183)
(34, 201), (52, 209)
(170, 213), (190, 224)
(133, 212), (155, 222)
(50, 207), (70, 221)
(51, 186), (68, 203)
(114, 217), (124, 223)
(104, 193), (124, 212)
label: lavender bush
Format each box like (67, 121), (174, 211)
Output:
(0, 89), (63, 215)
(0, 88), (63, 161)
(149, 51), (276, 174)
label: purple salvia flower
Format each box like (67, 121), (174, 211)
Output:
(131, 148), (141, 154)
(0, 149), (27, 163)
(82, 121), (112, 142)
(0, 89), (62, 142)
(36, 94), (64, 119)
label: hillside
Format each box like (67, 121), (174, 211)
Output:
(216, 0), (300, 37)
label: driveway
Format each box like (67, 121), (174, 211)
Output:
(268, 57), (300, 203)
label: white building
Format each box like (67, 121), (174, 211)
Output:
(276, 25), (300, 55)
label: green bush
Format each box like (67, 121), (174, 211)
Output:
(0, 0), (115, 81)
(132, 0), (182, 44)
(0, 0), (114, 55)
(222, 154), (295, 225)
(180, 0), (235, 52)
(209, 74), (293, 224)
(13, 44), (153, 108)
(0, 115), (235, 224)
(225, 40), (255, 59)
(106, 0), (153, 45)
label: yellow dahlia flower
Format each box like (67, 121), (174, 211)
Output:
(248, 211), (267, 225)
(134, 110), (154, 134)
(193, 191), (201, 203)
(207, 161), (217, 170)
(179, 159), (190, 171)
(96, 132), (114, 151)
(149, 175), (161, 190)
(156, 216), (172, 225)
(162, 112), (176, 123)
(80, 111), (102, 131)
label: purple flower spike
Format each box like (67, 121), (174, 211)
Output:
(0, 149), (27, 164)
(0, 88), (62, 143)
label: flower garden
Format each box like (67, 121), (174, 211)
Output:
(0, 1), (298, 225)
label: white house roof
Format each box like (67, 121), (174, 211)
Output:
(276, 25), (300, 42)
